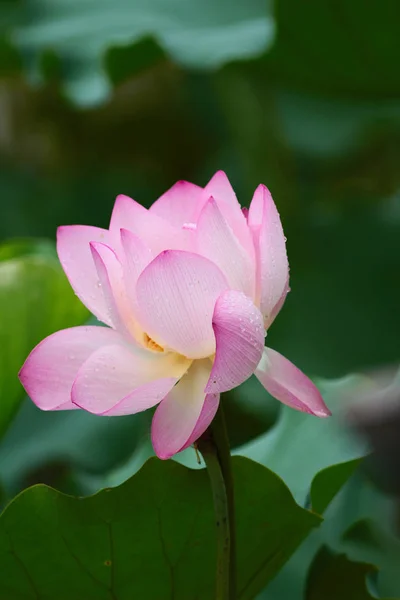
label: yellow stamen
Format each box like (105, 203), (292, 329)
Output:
(144, 333), (164, 353)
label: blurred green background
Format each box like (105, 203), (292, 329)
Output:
(0, 1), (400, 598)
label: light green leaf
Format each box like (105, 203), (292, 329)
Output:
(7, 0), (275, 105)
(0, 239), (89, 438)
(0, 400), (150, 498)
(237, 376), (369, 505)
(0, 457), (321, 599)
(258, 466), (398, 600)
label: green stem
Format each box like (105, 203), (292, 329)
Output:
(198, 402), (236, 600)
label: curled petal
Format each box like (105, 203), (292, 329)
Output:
(255, 347), (331, 417)
(206, 290), (264, 393)
(151, 359), (212, 459)
(196, 197), (255, 297)
(19, 326), (124, 410)
(248, 185), (289, 327)
(149, 180), (204, 228)
(72, 344), (190, 415)
(90, 242), (132, 337)
(57, 225), (112, 325)
(136, 250), (229, 358)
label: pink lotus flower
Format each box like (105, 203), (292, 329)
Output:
(19, 172), (330, 459)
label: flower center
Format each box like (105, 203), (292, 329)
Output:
(144, 333), (164, 353)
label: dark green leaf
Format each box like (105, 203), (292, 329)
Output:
(0, 457), (321, 599)
(305, 546), (396, 600)
(311, 458), (363, 514)
(342, 520), (400, 598)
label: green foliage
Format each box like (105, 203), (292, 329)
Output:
(305, 546), (395, 600)
(342, 520), (400, 598)
(311, 459), (362, 515)
(0, 239), (89, 438)
(0, 399), (150, 498)
(0, 457), (320, 599)
(237, 376), (368, 504)
(265, 0), (400, 96)
(4, 0), (274, 105)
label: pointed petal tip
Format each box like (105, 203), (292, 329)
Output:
(255, 183), (269, 195)
(206, 170), (231, 187)
(314, 404), (332, 418)
(256, 347), (331, 418)
(115, 193), (133, 203)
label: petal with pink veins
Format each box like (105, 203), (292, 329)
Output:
(57, 225), (112, 325)
(196, 197), (255, 297)
(255, 347), (331, 417)
(248, 185), (289, 327)
(152, 359), (213, 459)
(19, 326), (124, 410)
(206, 290), (264, 393)
(136, 250), (229, 359)
(72, 344), (191, 415)
(109, 194), (190, 254)
(203, 171), (254, 259)
(149, 180), (204, 228)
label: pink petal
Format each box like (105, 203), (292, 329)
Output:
(266, 276), (290, 329)
(203, 171), (254, 259)
(119, 229), (153, 317)
(102, 379), (179, 416)
(255, 347), (331, 417)
(136, 250), (229, 359)
(149, 180), (204, 228)
(90, 242), (132, 338)
(151, 359), (212, 459)
(110, 194), (190, 254)
(179, 392), (220, 452)
(19, 326), (123, 410)
(72, 344), (190, 415)
(205, 290), (264, 393)
(248, 185), (289, 327)
(57, 225), (112, 325)
(203, 170), (238, 208)
(196, 197), (255, 297)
